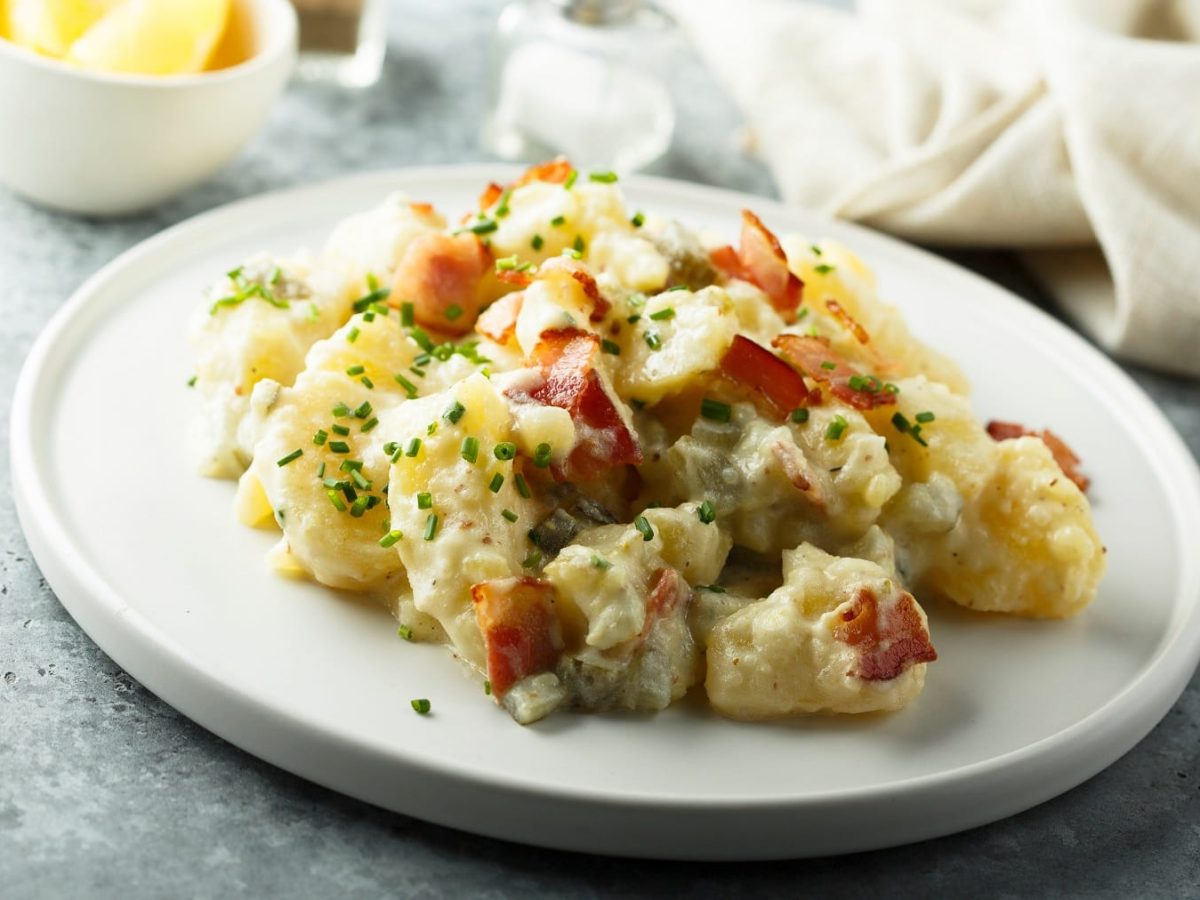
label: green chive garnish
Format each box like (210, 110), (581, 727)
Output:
(332, 402), (351, 418)
(588, 171), (618, 183)
(327, 490), (347, 512)
(346, 364), (365, 376)
(826, 415), (849, 441)
(400, 302), (414, 327)
(634, 515), (654, 542)
(892, 412), (911, 433)
(630, 211), (645, 228)
(468, 220), (498, 235)
(531, 234), (544, 251)
(601, 339), (621, 355)
(186, 375), (197, 387)
(383, 442), (399, 456)
(533, 443), (552, 468)
(360, 375), (374, 389)
(331, 424), (350, 436)
(350, 495), (370, 518)
(700, 398), (732, 423)
(443, 401), (465, 424)
(698, 499), (716, 525)
(572, 234), (585, 253)
(501, 508), (519, 523)
(644, 331), (662, 351)
(563, 170), (578, 190)
(915, 411), (936, 424)
(329, 441), (351, 454)
(423, 514), (438, 541)
(405, 438), (422, 457)
(347, 327), (360, 343)
(361, 417), (379, 433)
(551, 215), (566, 227)
(417, 492), (432, 509)
(313, 429), (329, 446)
(493, 441), (517, 461)
(460, 436), (480, 464)
(790, 408), (810, 424)
(522, 551), (542, 569)
(514, 473), (531, 498)
(394, 373), (418, 397)
(488, 473), (504, 493)
(815, 264), (836, 274)
(411, 698), (431, 714)
(820, 360), (837, 371)
(495, 189), (512, 217)
(354, 401), (372, 419)
(444, 304), (464, 322)
(396, 622), (413, 638)
(276, 448), (303, 467)
(649, 307), (675, 321)
(483, 680), (491, 696)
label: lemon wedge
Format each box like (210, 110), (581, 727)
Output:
(4, 0), (117, 56)
(65, 0), (231, 75)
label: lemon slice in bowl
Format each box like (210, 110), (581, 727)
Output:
(4, 0), (118, 56)
(65, 0), (231, 75)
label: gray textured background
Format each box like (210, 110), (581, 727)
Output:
(3, 1), (1200, 896)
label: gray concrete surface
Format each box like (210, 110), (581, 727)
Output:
(3, 1), (1199, 896)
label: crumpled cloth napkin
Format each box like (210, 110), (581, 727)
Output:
(667, 0), (1200, 377)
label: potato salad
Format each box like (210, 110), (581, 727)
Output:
(188, 161), (1106, 725)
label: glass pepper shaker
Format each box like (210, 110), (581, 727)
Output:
(290, 0), (387, 87)
(482, 0), (678, 172)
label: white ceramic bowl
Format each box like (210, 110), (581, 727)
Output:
(0, 0), (297, 217)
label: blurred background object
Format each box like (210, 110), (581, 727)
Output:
(290, 0), (385, 86)
(483, 0), (679, 172)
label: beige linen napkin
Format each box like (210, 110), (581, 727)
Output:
(667, 0), (1200, 376)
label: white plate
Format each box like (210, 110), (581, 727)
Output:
(12, 166), (1200, 860)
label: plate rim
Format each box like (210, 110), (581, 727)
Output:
(12, 164), (1200, 857)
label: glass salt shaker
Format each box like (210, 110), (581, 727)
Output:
(482, 0), (679, 172)
(290, 0), (387, 87)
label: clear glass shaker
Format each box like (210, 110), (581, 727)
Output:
(483, 0), (678, 172)
(290, 0), (387, 87)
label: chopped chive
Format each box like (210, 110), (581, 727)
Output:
(308, 303), (320, 321)
(666, 285), (688, 292)
(790, 408), (810, 424)
(400, 302), (414, 327)
(332, 402), (351, 418)
(396, 622), (413, 638)
(409, 366), (426, 378)
(493, 441), (517, 461)
(417, 492), (432, 510)
(350, 495), (370, 518)
(483, 679), (492, 696)
(327, 489), (347, 512)
(884, 382), (900, 394)
(405, 438), (422, 457)
(550, 215), (566, 227)
(531, 234), (544, 251)
(276, 448), (303, 467)
(360, 415), (379, 434)
(700, 584), (727, 594)
(501, 508), (519, 523)
(811, 244), (823, 256)
(573, 234), (585, 253)
(820, 360), (837, 370)
(591, 554), (612, 570)
(383, 441), (399, 456)
(644, 331), (662, 351)
(313, 429), (329, 446)
(601, 339), (621, 355)
(563, 170), (578, 190)
(522, 550), (542, 569)
(630, 211), (645, 228)
(495, 188), (512, 217)
(443, 401), (465, 424)
(460, 436), (480, 464)
(444, 304), (464, 322)
(815, 263), (836, 274)
(533, 443), (552, 468)
(408, 327), (435, 353)
(316, 461), (326, 477)
(698, 499), (716, 525)
(350, 469), (371, 491)
(892, 412), (911, 433)
(915, 411), (936, 424)
(360, 376), (374, 389)
(331, 423), (350, 436)
(848, 374), (867, 391)
(826, 415), (849, 441)
(329, 441), (351, 454)
(634, 515), (654, 542)
(797, 307), (809, 320)
(700, 397), (732, 423)
(411, 698), (431, 714)
(423, 514), (439, 541)
(468, 219), (498, 235)
(627, 314), (641, 325)
(649, 307), (675, 321)
(347, 327), (360, 343)
(427, 421), (438, 436)
(352, 287), (391, 314)
(488, 473), (504, 493)
(186, 375), (197, 387)
(339, 459), (363, 472)
(588, 171), (618, 183)
(514, 473), (531, 499)
(346, 364), (365, 376)
(354, 401), (373, 419)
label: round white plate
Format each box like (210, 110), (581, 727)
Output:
(13, 167), (1200, 860)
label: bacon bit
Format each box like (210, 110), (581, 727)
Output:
(475, 292), (524, 344)
(512, 329), (641, 481)
(390, 233), (493, 336)
(825, 298), (869, 344)
(568, 269), (611, 321)
(496, 268), (533, 288)
(409, 201), (436, 217)
(773, 334), (896, 411)
(770, 441), (826, 510)
(739, 210), (804, 321)
(709, 244), (750, 282)
(478, 182), (504, 211)
(986, 421), (1091, 492)
(832, 587), (937, 682)
(514, 157), (574, 187)
(471, 576), (565, 697)
(640, 568), (691, 638)
(718, 335), (816, 420)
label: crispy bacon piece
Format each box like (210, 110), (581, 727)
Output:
(770, 441), (827, 510)
(986, 421), (1091, 492)
(568, 269), (611, 322)
(709, 244), (751, 282)
(390, 233), (494, 336)
(496, 268), (533, 288)
(640, 568), (691, 639)
(773, 334), (896, 411)
(409, 201), (436, 217)
(739, 210), (804, 321)
(718, 335), (816, 419)
(478, 182), (504, 211)
(513, 157), (574, 187)
(825, 299), (869, 344)
(833, 587), (937, 682)
(511, 328), (641, 481)
(475, 292), (524, 344)
(471, 577), (565, 697)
